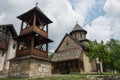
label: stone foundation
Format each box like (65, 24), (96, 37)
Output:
(8, 58), (51, 78)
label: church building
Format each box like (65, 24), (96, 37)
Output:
(52, 23), (96, 74)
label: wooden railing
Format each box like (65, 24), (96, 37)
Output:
(32, 48), (48, 58)
(16, 48), (48, 58)
(20, 26), (48, 38)
(16, 48), (31, 57)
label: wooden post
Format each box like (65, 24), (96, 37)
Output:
(31, 37), (34, 53)
(46, 43), (48, 53)
(16, 41), (20, 57)
(78, 59), (81, 73)
(17, 41), (20, 51)
(20, 21), (24, 35)
(46, 24), (48, 34)
(33, 14), (36, 26)
(46, 24), (48, 52)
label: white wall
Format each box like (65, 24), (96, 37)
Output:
(0, 50), (6, 71)
(0, 38), (17, 71)
(4, 38), (17, 70)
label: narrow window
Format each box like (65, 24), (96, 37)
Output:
(2, 27), (5, 32)
(80, 33), (82, 39)
(13, 43), (16, 49)
(66, 40), (69, 45)
(74, 33), (76, 39)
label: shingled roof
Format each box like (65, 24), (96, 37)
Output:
(17, 6), (52, 25)
(52, 48), (82, 62)
(70, 24), (87, 34)
(0, 24), (17, 37)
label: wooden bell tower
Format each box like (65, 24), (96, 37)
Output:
(16, 6), (53, 58)
(8, 6), (53, 78)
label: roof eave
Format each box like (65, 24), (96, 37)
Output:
(70, 30), (87, 35)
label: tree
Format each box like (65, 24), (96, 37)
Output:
(85, 40), (108, 74)
(106, 39), (120, 73)
(48, 52), (54, 59)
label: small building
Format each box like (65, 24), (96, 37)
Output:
(0, 24), (17, 74)
(52, 23), (96, 74)
(8, 6), (53, 78)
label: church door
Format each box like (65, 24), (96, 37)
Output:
(60, 62), (69, 74)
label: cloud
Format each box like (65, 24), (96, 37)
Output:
(70, 0), (96, 25)
(103, 0), (120, 40)
(0, 14), (5, 24)
(104, 0), (120, 19)
(85, 0), (120, 43)
(85, 16), (111, 43)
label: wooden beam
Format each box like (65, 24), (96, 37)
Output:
(46, 24), (48, 35)
(78, 58), (81, 73)
(33, 14), (36, 26)
(38, 44), (43, 50)
(46, 24), (48, 52)
(28, 16), (33, 25)
(31, 37), (34, 49)
(20, 21), (24, 35)
(16, 41), (20, 55)
(37, 16), (42, 27)
(46, 43), (48, 52)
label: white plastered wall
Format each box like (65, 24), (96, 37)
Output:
(3, 38), (17, 70)
(0, 50), (6, 71)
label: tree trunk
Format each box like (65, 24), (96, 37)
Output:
(111, 60), (115, 73)
(99, 58), (102, 74)
(95, 58), (98, 73)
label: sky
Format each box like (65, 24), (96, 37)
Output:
(0, 0), (120, 52)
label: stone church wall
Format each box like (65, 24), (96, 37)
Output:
(82, 52), (92, 73)
(57, 35), (81, 52)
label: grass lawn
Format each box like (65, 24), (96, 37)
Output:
(0, 75), (87, 80)
(0, 73), (120, 80)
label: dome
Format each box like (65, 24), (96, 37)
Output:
(70, 24), (87, 34)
